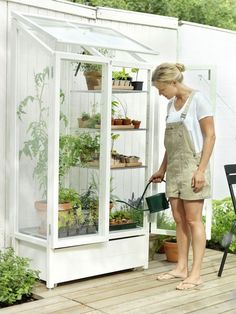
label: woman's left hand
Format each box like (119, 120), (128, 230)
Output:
(191, 170), (205, 193)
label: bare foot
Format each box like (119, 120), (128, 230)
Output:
(176, 277), (202, 290)
(157, 269), (187, 281)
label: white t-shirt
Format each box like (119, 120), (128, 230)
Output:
(166, 91), (213, 153)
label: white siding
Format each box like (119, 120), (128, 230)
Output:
(0, 0), (7, 249)
(179, 22), (236, 199)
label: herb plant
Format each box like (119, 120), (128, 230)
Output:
(0, 248), (39, 306)
(207, 197), (236, 252)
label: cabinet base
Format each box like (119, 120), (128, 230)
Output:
(17, 235), (148, 288)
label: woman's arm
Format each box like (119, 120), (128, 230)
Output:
(149, 151), (167, 183)
(192, 116), (216, 192)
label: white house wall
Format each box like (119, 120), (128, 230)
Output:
(0, 0), (7, 248)
(179, 22), (236, 199)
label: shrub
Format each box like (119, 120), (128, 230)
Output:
(207, 197), (236, 253)
(0, 248), (39, 306)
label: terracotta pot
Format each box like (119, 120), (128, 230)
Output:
(122, 118), (131, 125)
(132, 120), (141, 129)
(78, 118), (89, 128)
(35, 200), (71, 211)
(114, 119), (123, 125)
(164, 240), (178, 262)
(35, 200), (71, 235)
(84, 71), (101, 90)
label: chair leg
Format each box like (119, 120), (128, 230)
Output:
(218, 247), (229, 277)
(218, 222), (236, 277)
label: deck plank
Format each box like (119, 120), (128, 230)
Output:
(2, 249), (236, 314)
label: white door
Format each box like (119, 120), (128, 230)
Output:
(150, 66), (216, 240)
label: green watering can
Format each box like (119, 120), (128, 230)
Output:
(116, 180), (169, 213)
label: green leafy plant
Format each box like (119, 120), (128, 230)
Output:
(131, 68), (139, 81)
(78, 48), (109, 73)
(206, 197), (236, 253)
(110, 210), (132, 221)
(111, 100), (119, 118)
(58, 188), (84, 233)
(0, 248), (39, 306)
(81, 112), (90, 121)
(111, 133), (120, 153)
(59, 187), (81, 207)
(112, 67), (130, 80)
(18, 67), (68, 197)
(59, 132), (100, 181)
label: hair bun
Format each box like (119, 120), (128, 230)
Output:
(175, 63), (185, 72)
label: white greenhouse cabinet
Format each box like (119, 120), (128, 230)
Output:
(10, 12), (158, 288)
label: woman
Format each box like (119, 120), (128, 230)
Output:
(150, 63), (215, 290)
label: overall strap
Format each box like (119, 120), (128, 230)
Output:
(180, 90), (196, 120)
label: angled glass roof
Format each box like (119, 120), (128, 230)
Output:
(13, 12), (158, 55)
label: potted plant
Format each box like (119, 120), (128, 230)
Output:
(75, 49), (109, 90)
(112, 67), (132, 88)
(111, 100), (119, 125)
(35, 186), (83, 236)
(163, 237), (178, 262)
(78, 112), (90, 128)
(154, 211), (177, 262)
(109, 209), (137, 230)
(131, 68), (143, 90)
(132, 119), (141, 129)
(58, 187), (84, 237)
(59, 132), (100, 172)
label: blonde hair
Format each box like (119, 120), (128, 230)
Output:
(152, 63), (185, 83)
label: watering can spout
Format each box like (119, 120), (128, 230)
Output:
(115, 180), (169, 213)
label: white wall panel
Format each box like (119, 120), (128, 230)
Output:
(179, 23), (236, 199)
(0, 0), (7, 248)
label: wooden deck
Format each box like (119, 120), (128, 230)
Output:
(1, 249), (236, 313)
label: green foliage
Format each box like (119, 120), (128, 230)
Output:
(207, 197), (236, 253)
(112, 68), (130, 80)
(78, 48), (109, 72)
(58, 207), (84, 229)
(0, 248), (39, 306)
(131, 68), (139, 81)
(18, 68), (68, 197)
(81, 112), (90, 121)
(59, 132), (100, 180)
(156, 211), (176, 230)
(59, 187), (81, 207)
(111, 133), (120, 152)
(110, 210), (132, 220)
(68, 0), (236, 31)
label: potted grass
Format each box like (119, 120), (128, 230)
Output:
(131, 68), (143, 90)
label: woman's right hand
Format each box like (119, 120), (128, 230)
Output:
(149, 170), (165, 183)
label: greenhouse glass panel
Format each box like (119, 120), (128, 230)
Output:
(16, 29), (52, 239)
(16, 13), (157, 54)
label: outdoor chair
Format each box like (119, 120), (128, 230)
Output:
(218, 164), (236, 277)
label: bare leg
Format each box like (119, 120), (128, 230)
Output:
(157, 198), (190, 279)
(176, 199), (205, 290)
(170, 198), (190, 277)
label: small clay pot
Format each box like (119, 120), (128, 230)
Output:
(114, 119), (123, 125)
(122, 118), (131, 125)
(132, 120), (141, 129)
